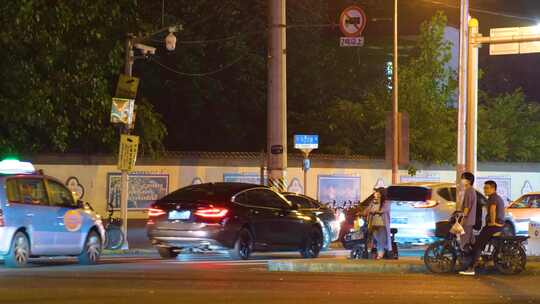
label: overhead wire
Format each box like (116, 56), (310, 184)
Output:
(421, 0), (538, 22)
(150, 55), (245, 77)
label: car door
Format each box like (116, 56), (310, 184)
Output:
(45, 178), (85, 255)
(259, 189), (308, 248)
(237, 189), (278, 249)
(6, 177), (56, 255)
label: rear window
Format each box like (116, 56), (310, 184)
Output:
(156, 184), (236, 205)
(387, 186), (432, 202)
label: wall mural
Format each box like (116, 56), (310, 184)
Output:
(317, 175), (361, 204)
(191, 177), (203, 185)
(107, 173), (169, 209)
(521, 180), (534, 195)
(400, 174), (440, 183)
(65, 176), (85, 201)
(287, 177), (303, 194)
(223, 172), (264, 184)
(477, 176), (512, 202)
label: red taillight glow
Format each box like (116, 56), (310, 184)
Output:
(148, 208), (166, 217)
(194, 207), (229, 218)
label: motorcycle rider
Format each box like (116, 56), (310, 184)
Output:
(459, 180), (505, 276)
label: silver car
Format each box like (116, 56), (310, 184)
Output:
(388, 182), (515, 245)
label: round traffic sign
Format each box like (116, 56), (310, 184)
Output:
(339, 6), (367, 37)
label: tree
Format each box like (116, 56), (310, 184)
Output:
(0, 0), (166, 156)
(397, 11), (457, 164)
(478, 89), (540, 162)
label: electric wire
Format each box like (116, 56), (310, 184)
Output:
(149, 56), (245, 77)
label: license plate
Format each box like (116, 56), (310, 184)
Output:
(168, 210), (191, 220)
(391, 217), (408, 224)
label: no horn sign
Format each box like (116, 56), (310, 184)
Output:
(339, 6), (367, 37)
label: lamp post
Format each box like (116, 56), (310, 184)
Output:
(391, 0), (399, 184)
(119, 27), (178, 249)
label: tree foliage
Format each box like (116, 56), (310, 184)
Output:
(0, 0), (165, 156)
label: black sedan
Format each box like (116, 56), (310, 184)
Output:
(147, 183), (324, 260)
(282, 192), (341, 250)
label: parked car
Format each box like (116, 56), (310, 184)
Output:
(387, 182), (515, 245)
(0, 159), (105, 267)
(282, 192), (340, 249)
(506, 192), (540, 235)
(147, 183), (324, 260)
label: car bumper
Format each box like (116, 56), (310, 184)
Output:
(0, 227), (18, 255)
(147, 223), (229, 249)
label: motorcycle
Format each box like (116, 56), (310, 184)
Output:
(424, 212), (528, 275)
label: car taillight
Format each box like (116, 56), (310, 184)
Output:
(194, 207), (229, 218)
(413, 200), (438, 208)
(148, 207), (166, 217)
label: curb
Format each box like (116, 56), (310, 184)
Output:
(102, 248), (157, 257)
(268, 258), (427, 273)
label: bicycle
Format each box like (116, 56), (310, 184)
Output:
(103, 200), (125, 250)
(424, 212), (528, 275)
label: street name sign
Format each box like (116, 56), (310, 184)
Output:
(490, 26), (540, 55)
(294, 135), (319, 149)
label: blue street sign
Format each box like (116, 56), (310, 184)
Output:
(294, 134), (319, 149)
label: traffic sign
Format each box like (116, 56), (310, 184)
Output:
(339, 6), (367, 37)
(111, 98), (135, 125)
(294, 135), (319, 149)
(115, 74), (139, 99)
(490, 26), (540, 55)
(340, 37), (365, 47)
(118, 135), (139, 172)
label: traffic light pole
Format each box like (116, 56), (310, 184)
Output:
(465, 18), (540, 177)
(456, 0), (468, 206)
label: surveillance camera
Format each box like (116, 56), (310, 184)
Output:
(134, 43), (156, 55)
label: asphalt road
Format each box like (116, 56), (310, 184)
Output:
(0, 251), (539, 304)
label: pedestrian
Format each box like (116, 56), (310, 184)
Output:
(459, 172), (477, 251)
(459, 180), (506, 276)
(367, 188), (391, 259)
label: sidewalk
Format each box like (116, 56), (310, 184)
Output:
(267, 256), (540, 274)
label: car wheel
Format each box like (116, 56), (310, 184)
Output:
(5, 231), (30, 268)
(300, 227), (323, 259)
(78, 230), (102, 265)
(230, 228), (253, 260)
(157, 247), (179, 259)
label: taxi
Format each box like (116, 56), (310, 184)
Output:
(0, 159), (105, 267)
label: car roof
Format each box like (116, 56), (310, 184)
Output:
(390, 182), (456, 188)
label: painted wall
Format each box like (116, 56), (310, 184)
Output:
(32, 156), (540, 219)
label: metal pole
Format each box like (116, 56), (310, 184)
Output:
(267, 0), (288, 191)
(466, 19), (479, 176)
(391, 0), (399, 184)
(120, 34), (134, 249)
(456, 0), (468, 209)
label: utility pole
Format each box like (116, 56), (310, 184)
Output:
(120, 34), (135, 249)
(456, 0), (469, 207)
(267, 0), (288, 191)
(465, 18), (479, 175)
(391, 0), (399, 184)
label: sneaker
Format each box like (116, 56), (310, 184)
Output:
(459, 268), (476, 276)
